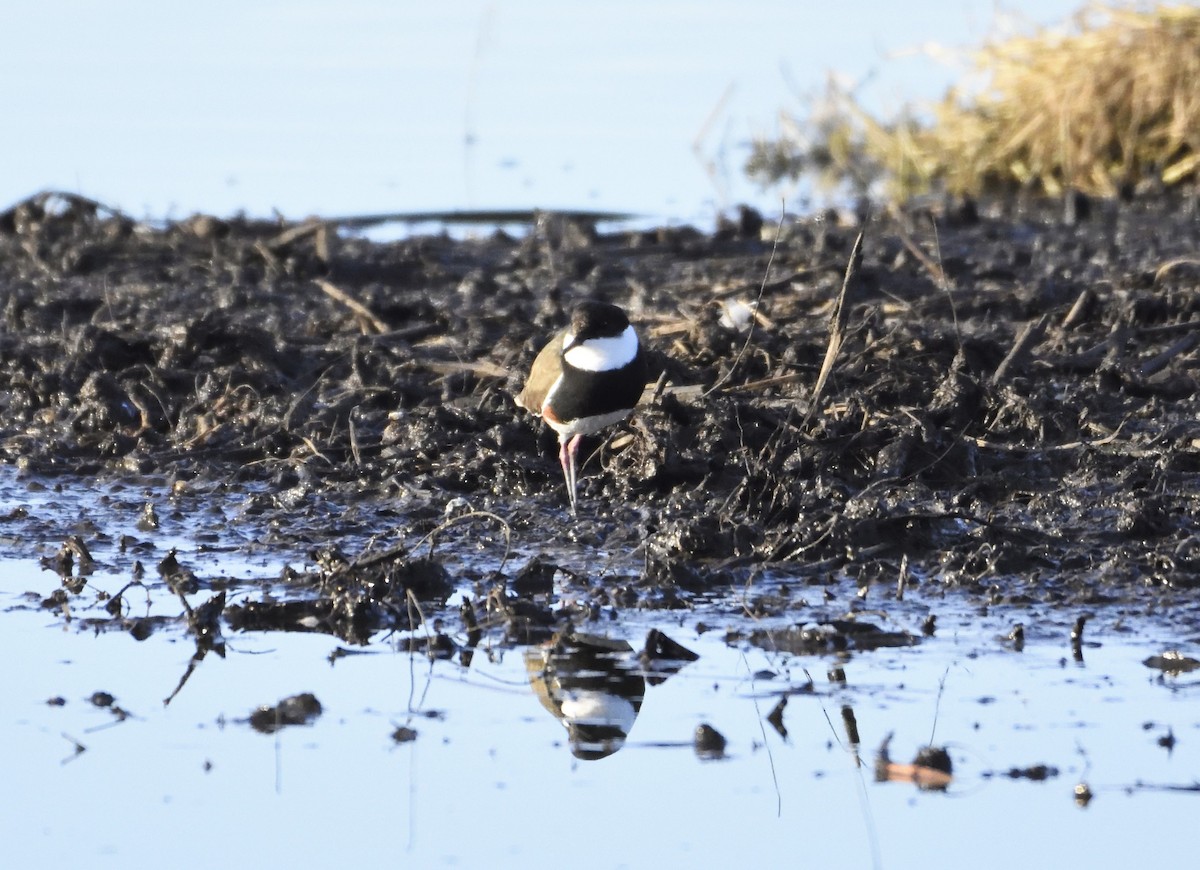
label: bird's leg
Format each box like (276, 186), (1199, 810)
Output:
(559, 434), (581, 515)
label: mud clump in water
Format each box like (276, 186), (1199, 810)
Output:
(2, 190), (1200, 636)
(248, 692), (323, 734)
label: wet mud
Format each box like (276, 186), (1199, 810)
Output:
(3, 189), (1200, 647)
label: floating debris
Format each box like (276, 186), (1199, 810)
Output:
(391, 726), (419, 744)
(693, 723), (727, 760)
(750, 620), (916, 655)
(766, 697), (788, 739)
(640, 628), (700, 685)
(875, 733), (953, 792)
(1007, 624), (1025, 652)
(248, 692), (323, 734)
(1143, 651), (1200, 675)
(983, 764), (1060, 782)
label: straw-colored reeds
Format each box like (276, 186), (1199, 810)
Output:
(748, 4), (1200, 201)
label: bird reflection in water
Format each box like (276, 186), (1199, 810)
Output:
(525, 632), (645, 761)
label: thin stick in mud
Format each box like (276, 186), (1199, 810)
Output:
(802, 223), (865, 430)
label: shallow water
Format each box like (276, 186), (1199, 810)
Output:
(4, 531), (1198, 869)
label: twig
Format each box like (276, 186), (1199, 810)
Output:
(961, 416), (1129, 453)
(413, 510), (513, 576)
(267, 219), (324, 250)
(895, 216), (946, 286)
(61, 733), (87, 764)
(348, 411), (362, 467)
(1061, 288), (1095, 329)
(929, 217), (961, 349)
(704, 202), (786, 397)
(991, 314), (1049, 386)
(1139, 332), (1199, 378)
(315, 279), (389, 335)
(1045, 326), (1123, 373)
(422, 359), (509, 380)
(691, 82), (737, 203)
(1153, 257), (1200, 285)
(321, 208), (637, 231)
(404, 588), (434, 658)
(801, 224), (866, 429)
(726, 372), (806, 393)
(741, 653), (783, 817)
(327, 511), (506, 587)
(929, 666), (950, 744)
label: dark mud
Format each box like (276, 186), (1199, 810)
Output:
(4, 190), (1200, 643)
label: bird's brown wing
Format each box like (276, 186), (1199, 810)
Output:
(515, 331), (564, 414)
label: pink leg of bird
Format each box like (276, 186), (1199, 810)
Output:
(558, 433), (582, 514)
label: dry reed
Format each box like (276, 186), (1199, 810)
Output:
(748, 4), (1200, 201)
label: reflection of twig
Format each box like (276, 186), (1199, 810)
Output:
(61, 733), (86, 765)
(1116, 780), (1200, 794)
(164, 590), (225, 706)
(809, 667), (881, 870)
(742, 652), (783, 817)
(808, 667), (845, 750)
(398, 590), (443, 698)
(404, 588), (429, 643)
(83, 714), (129, 734)
(274, 718), (283, 795)
(105, 579), (151, 618)
(929, 665), (950, 745)
(163, 643), (218, 707)
(164, 658), (197, 707)
(738, 565), (766, 620)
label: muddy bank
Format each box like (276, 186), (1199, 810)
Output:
(3, 190), (1200, 639)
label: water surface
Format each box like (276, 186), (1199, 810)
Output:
(4, 544), (1197, 869)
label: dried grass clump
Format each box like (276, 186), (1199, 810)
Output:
(748, 4), (1200, 201)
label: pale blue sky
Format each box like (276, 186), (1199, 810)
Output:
(1, 1), (1109, 222)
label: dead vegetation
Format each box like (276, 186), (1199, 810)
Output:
(747, 4), (1200, 201)
(4, 182), (1200, 635)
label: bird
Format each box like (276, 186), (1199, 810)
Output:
(516, 300), (647, 513)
